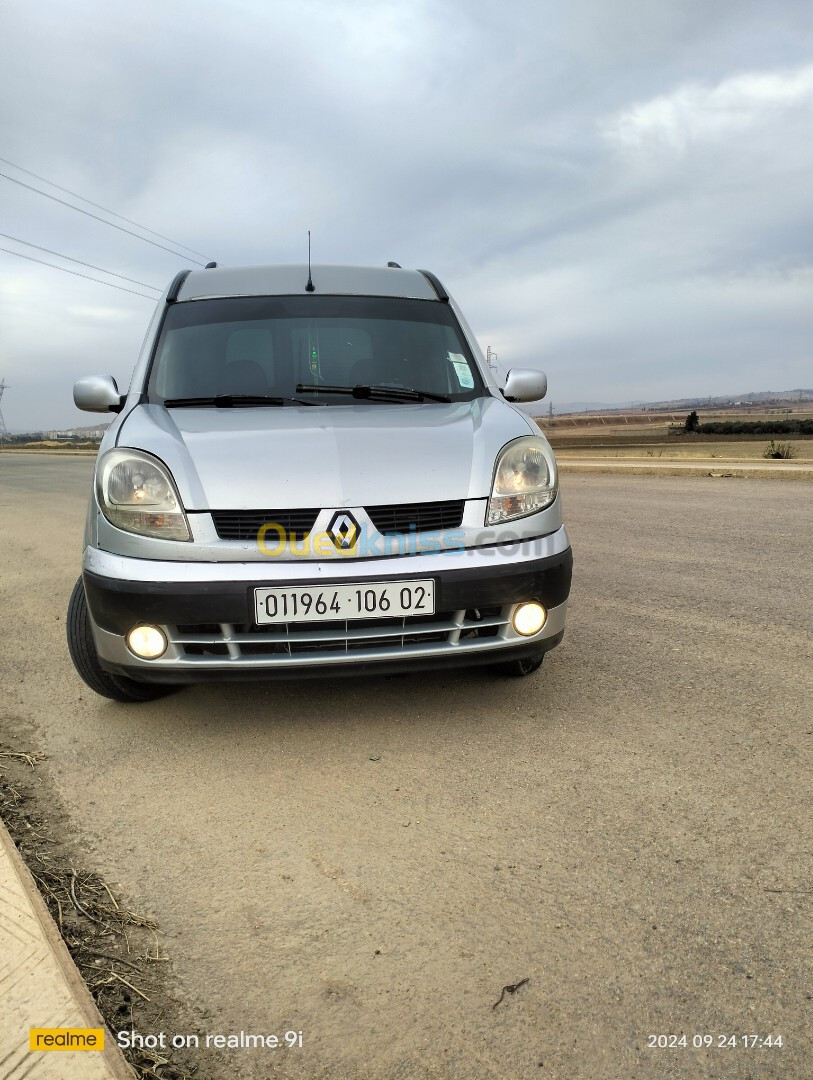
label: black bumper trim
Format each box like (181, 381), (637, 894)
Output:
(84, 547), (572, 636)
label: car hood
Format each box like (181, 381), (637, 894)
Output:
(115, 397), (537, 511)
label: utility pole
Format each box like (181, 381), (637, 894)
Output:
(0, 379), (9, 448)
(486, 346), (499, 378)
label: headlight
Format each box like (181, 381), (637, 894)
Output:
(487, 436), (557, 525)
(96, 449), (191, 541)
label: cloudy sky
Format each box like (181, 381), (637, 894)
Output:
(1, 0), (812, 430)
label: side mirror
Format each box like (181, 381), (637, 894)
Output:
(74, 375), (124, 413)
(501, 368), (547, 403)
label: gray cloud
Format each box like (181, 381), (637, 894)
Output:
(1, 0), (812, 429)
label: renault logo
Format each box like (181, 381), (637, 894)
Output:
(326, 510), (360, 551)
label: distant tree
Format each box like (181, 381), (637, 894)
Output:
(684, 410), (700, 432)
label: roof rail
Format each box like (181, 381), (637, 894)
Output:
(417, 269), (449, 302)
(166, 269), (191, 303)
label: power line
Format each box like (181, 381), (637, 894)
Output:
(0, 246), (157, 299)
(0, 155), (211, 261)
(0, 233), (161, 291)
(0, 171), (207, 265)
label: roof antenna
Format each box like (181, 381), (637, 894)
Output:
(305, 230), (315, 292)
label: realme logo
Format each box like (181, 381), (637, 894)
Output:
(30, 1028), (105, 1051)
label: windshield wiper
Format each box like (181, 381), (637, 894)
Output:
(162, 395), (322, 408)
(295, 383), (452, 403)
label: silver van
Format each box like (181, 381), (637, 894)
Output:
(68, 263), (572, 701)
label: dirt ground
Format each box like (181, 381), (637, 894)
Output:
(1, 455), (811, 1079)
(0, 745), (207, 1079)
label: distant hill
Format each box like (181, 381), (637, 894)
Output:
(549, 390), (813, 416)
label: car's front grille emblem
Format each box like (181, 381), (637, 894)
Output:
(326, 510), (360, 551)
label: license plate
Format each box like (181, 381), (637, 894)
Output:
(254, 579), (435, 625)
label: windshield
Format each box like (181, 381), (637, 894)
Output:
(147, 296), (485, 405)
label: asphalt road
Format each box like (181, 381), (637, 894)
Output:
(1, 455), (811, 1079)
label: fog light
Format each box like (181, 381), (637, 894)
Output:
(511, 601), (547, 636)
(126, 624), (168, 660)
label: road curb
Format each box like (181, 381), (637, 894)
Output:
(0, 820), (134, 1078)
(557, 460), (813, 479)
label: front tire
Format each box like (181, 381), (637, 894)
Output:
(491, 652), (545, 678)
(66, 577), (175, 702)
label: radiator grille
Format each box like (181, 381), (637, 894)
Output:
(211, 509), (320, 541)
(365, 500), (465, 535)
(210, 501), (466, 541)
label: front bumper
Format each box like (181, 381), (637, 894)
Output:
(84, 528), (572, 682)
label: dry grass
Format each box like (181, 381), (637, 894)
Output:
(535, 407), (813, 464)
(536, 406), (813, 447)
